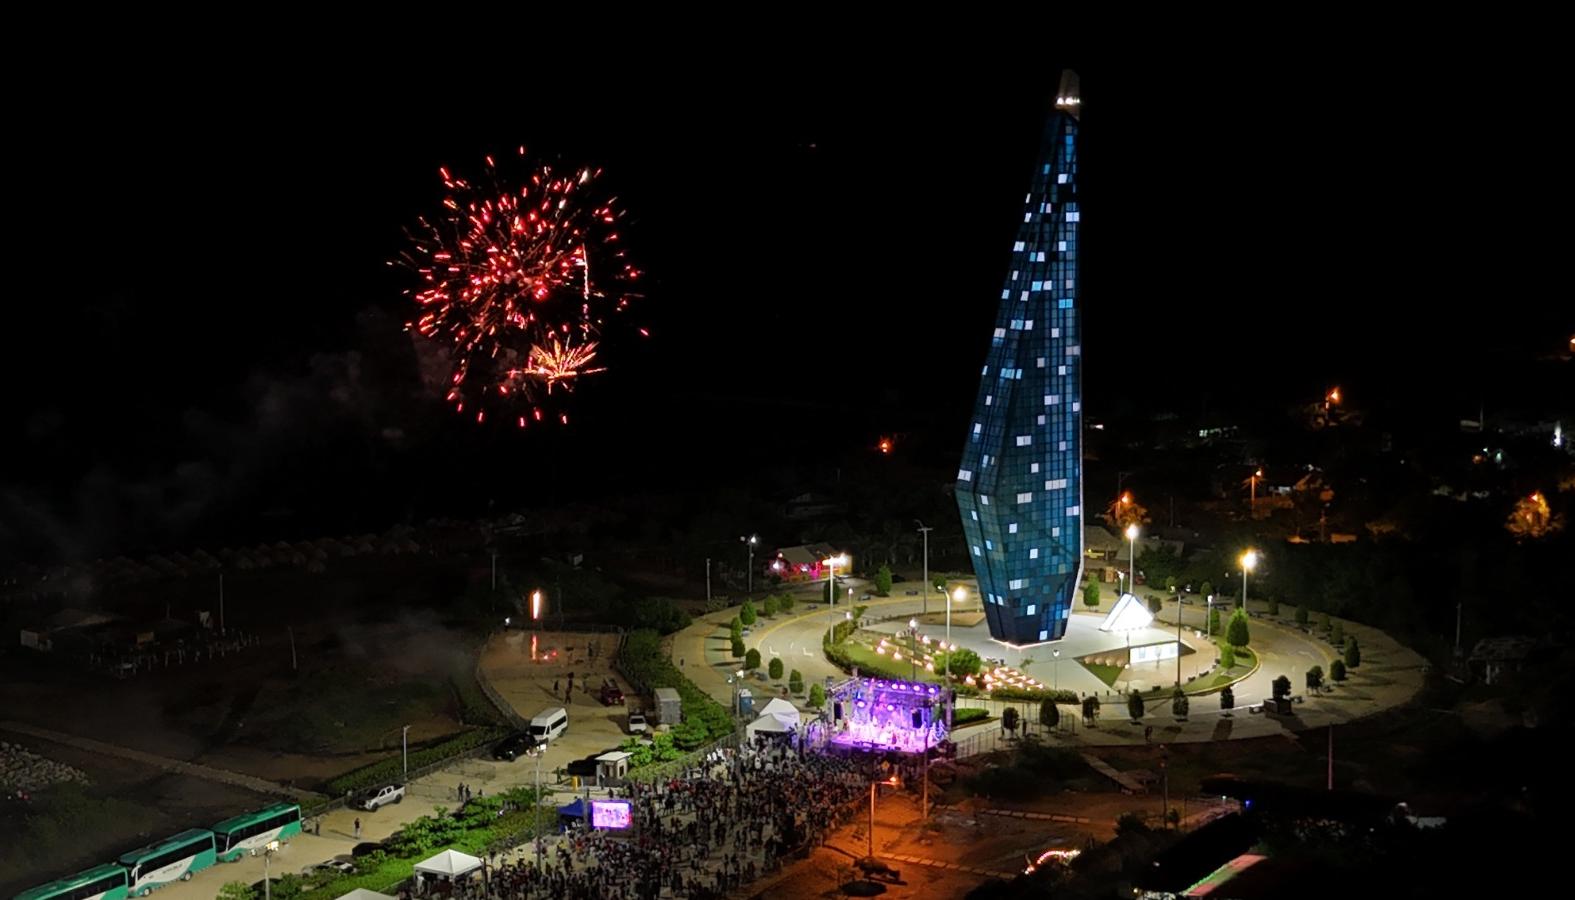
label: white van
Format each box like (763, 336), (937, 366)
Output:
(529, 707), (569, 743)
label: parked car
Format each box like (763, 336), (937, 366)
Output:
(360, 783), (405, 811)
(493, 731), (538, 761)
(302, 858), (355, 876)
(627, 710), (647, 734)
(598, 679), (625, 706)
(350, 842), (386, 858)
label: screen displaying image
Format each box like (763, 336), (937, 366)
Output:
(591, 799), (632, 829)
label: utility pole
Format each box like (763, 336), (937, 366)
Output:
(1175, 594), (1184, 686)
(1327, 725), (1334, 791)
(706, 558), (712, 606)
(288, 627), (297, 672)
(402, 725), (410, 779)
(491, 552), (498, 592)
(916, 522), (933, 617)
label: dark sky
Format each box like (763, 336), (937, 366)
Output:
(2, 38), (1569, 562)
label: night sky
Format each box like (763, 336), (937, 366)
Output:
(4, 40), (1569, 562)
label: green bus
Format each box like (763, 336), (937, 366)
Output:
(12, 864), (129, 900)
(211, 802), (302, 862)
(117, 829), (216, 896)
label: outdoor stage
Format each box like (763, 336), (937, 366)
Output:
(818, 677), (948, 755)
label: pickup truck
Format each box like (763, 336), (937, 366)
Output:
(598, 679), (625, 706)
(360, 783), (406, 811)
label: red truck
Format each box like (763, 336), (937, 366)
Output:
(598, 678), (625, 706)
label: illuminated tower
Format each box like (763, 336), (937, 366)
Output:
(955, 71), (1083, 645)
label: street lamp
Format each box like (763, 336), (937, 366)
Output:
(529, 744), (546, 871)
(262, 840), (279, 900)
(823, 554), (848, 607)
(909, 618), (919, 681)
(402, 725), (410, 780)
(1125, 523), (1140, 596)
(1052, 647), (1061, 691)
(869, 775), (899, 859)
(916, 520), (933, 616)
(947, 587), (965, 678)
(741, 535), (758, 595)
(1240, 549), (1258, 611)
(1206, 594), (1213, 639)
(1250, 468), (1263, 519)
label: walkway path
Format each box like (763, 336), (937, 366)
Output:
(1079, 752), (1151, 794)
(0, 720), (320, 802)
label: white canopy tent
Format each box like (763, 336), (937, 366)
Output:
(1099, 592), (1154, 633)
(334, 890), (396, 900)
(756, 697), (800, 724)
(745, 713), (793, 737)
(413, 849), (483, 880)
(745, 697), (801, 738)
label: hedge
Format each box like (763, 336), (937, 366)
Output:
(322, 727), (503, 797)
(618, 629), (734, 747)
(977, 685), (1081, 705)
(953, 707), (990, 726)
(450, 673), (504, 727)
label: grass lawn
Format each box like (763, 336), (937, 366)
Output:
(841, 641), (943, 683)
(1081, 661), (1124, 687)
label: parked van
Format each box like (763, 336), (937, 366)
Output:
(529, 707), (569, 743)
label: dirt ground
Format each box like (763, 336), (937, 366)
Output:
(0, 729), (271, 895)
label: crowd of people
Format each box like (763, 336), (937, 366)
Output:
(412, 736), (883, 900)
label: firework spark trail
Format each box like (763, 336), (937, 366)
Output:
(394, 147), (643, 425)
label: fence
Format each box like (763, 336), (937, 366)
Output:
(625, 729), (744, 784)
(476, 656), (531, 732)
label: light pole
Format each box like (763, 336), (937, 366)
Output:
(1241, 550), (1258, 612)
(916, 521), (933, 616)
(402, 725), (410, 780)
(705, 558), (712, 606)
(868, 775), (898, 859)
(1250, 468), (1262, 519)
(946, 587), (964, 682)
(1206, 595), (1213, 640)
(909, 618), (918, 682)
(1125, 523), (1140, 597)
(1052, 647), (1061, 691)
(530, 745), (545, 871)
(263, 841), (279, 900)
(741, 535), (758, 595)
(824, 554), (847, 608)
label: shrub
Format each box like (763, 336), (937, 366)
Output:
(1148, 595), (1163, 614)
(941, 647), (983, 678)
(1199, 581), (1214, 599)
(1226, 608), (1251, 649)
(729, 616), (742, 639)
(1267, 596), (1280, 616)
(630, 597), (692, 634)
(1082, 695), (1101, 722)
(1272, 674), (1292, 699)
(1317, 610), (1331, 631)
(807, 683), (826, 709)
(1344, 638), (1361, 668)
(1330, 619), (1344, 646)
(1330, 659), (1347, 681)
(777, 593), (795, 613)
(1165, 576), (1178, 593)
(1220, 644), (1236, 669)
(874, 565), (893, 597)
(760, 596), (777, 617)
(1295, 605), (1309, 626)
(954, 707), (990, 726)
(1220, 685), (1235, 711)
(1040, 698), (1060, 730)
(1128, 690), (1145, 721)
(1002, 707), (1020, 735)
(788, 669), (804, 695)
(730, 636), (745, 659)
(1209, 606), (1222, 636)
(1172, 688), (1189, 718)
(740, 600), (757, 627)
(1307, 666), (1324, 691)
(218, 883), (256, 900)
(744, 648), (762, 671)
(1082, 580), (1101, 608)
(617, 630), (734, 744)
(768, 657), (784, 680)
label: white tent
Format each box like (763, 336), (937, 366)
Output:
(413, 849), (483, 880)
(746, 713), (794, 737)
(756, 698), (800, 724)
(746, 698), (801, 738)
(335, 890), (397, 900)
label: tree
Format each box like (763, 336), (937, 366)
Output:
(1267, 596), (1279, 616)
(1002, 706), (1020, 737)
(740, 599), (757, 627)
(729, 616), (743, 639)
(1040, 698), (1060, 731)
(1330, 619), (1344, 646)
(730, 635), (746, 659)
(789, 669), (804, 695)
(1172, 687), (1189, 719)
(1165, 575), (1179, 593)
(807, 683), (826, 709)
(1220, 644), (1236, 669)
(744, 648), (762, 671)
(1147, 594), (1163, 615)
(1209, 606), (1222, 636)
(1082, 579), (1101, 608)
(218, 883), (256, 900)
(1200, 580), (1214, 599)
(1295, 605), (1309, 626)
(941, 647), (982, 678)
(1127, 690), (1145, 721)
(1082, 695), (1101, 724)
(760, 596), (777, 617)
(768, 657), (784, 680)
(1330, 659), (1347, 681)
(1106, 493), (1151, 529)
(874, 565), (894, 597)
(1272, 674), (1292, 699)
(1307, 665), (1324, 691)
(1344, 637), (1361, 669)
(1220, 685), (1235, 714)
(1226, 608), (1251, 649)
(1317, 610), (1331, 632)
(777, 592), (795, 613)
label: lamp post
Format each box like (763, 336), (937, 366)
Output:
(1250, 468), (1263, 519)
(868, 775), (898, 859)
(263, 841), (279, 900)
(824, 554), (848, 608)
(1241, 550), (1258, 612)
(947, 587), (964, 681)
(909, 618), (918, 682)
(1175, 592), (1185, 686)
(741, 535), (758, 595)
(530, 745), (545, 871)
(402, 725), (410, 780)
(705, 558), (711, 606)
(1125, 523), (1140, 597)
(1206, 595), (1213, 639)
(916, 521), (933, 616)
(1052, 647), (1061, 691)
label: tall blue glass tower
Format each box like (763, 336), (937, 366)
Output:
(956, 71), (1083, 646)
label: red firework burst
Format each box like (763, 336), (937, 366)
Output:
(394, 147), (643, 424)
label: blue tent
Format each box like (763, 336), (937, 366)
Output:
(556, 798), (589, 820)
